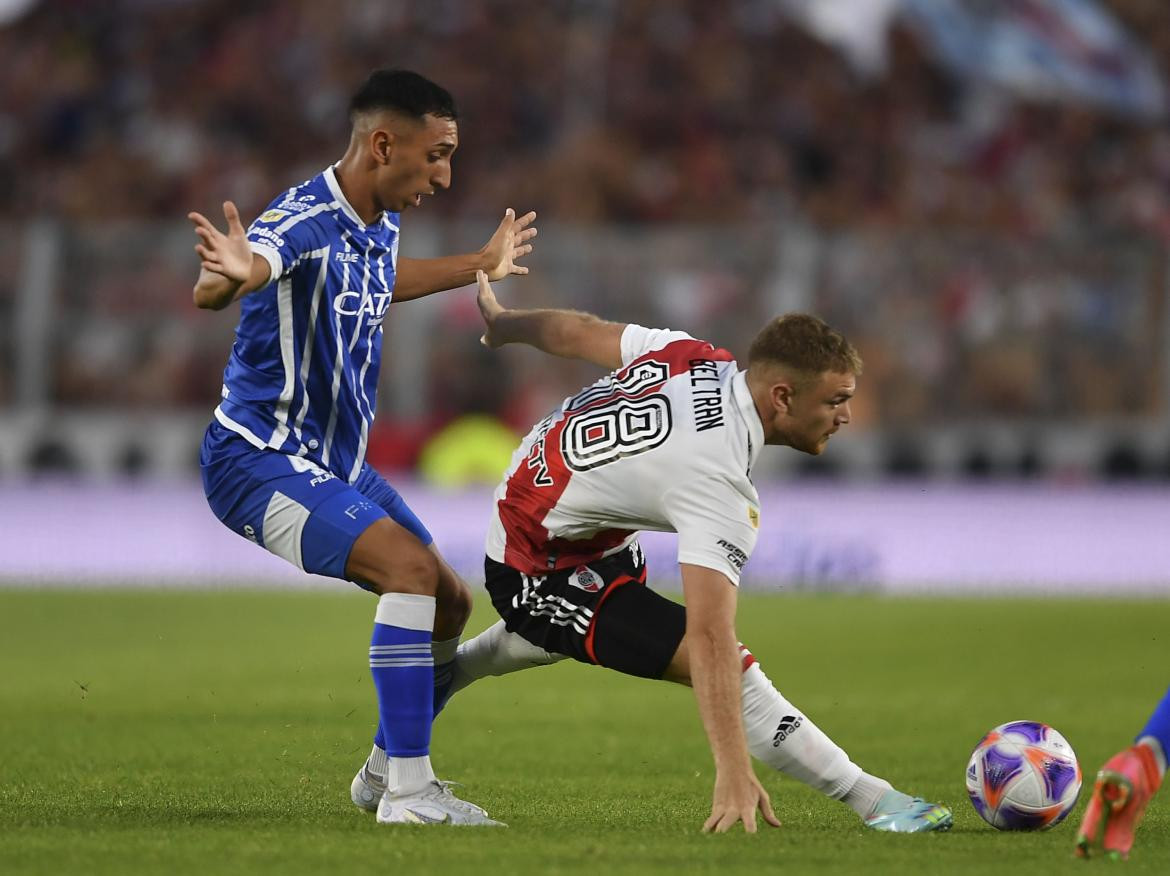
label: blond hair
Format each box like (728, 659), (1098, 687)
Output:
(747, 313), (862, 378)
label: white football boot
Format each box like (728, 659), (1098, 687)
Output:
(376, 780), (505, 826)
(350, 761), (385, 813)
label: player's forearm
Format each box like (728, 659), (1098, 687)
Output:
(193, 253), (271, 311)
(393, 254), (488, 302)
(681, 563), (751, 774)
(490, 309), (612, 360)
(193, 268), (245, 311)
(689, 623), (753, 774)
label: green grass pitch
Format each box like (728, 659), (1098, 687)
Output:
(1, 590), (1166, 875)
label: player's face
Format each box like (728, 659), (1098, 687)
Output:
(773, 370), (856, 455)
(379, 114), (458, 212)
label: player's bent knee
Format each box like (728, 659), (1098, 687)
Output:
(364, 554), (439, 596)
(379, 552), (439, 596)
(433, 579), (472, 640)
(444, 578), (474, 624)
(347, 519), (439, 596)
(434, 559), (473, 619)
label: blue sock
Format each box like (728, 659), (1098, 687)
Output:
(371, 635), (462, 748)
(1137, 685), (1170, 773)
(370, 593), (435, 764)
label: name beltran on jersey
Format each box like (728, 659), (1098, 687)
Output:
(689, 358), (725, 432)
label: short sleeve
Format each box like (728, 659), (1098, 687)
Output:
(619, 324), (696, 366)
(661, 477), (760, 586)
(246, 203), (324, 281)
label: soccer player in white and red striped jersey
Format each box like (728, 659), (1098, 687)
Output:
(400, 271), (952, 833)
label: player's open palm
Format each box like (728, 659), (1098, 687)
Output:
(480, 208), (537, 280)
(188, 201), (253, 284)
(703, 770), (781, 834)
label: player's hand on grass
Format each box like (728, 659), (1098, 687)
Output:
(479, 208), (537, 281)
(475, 270), (507, 349)
(703, 770), (781, 834)
(188, 201), (254, 284)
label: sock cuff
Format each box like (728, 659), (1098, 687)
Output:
(738, 643), (757, 672)
(432, 635), (460, 665)
(388, 754), (435, 795)
(824, 759), (865, 800)
(368, 744), (388, 779)
(841, 771), (894, 813)
(375, 592), (436, 631)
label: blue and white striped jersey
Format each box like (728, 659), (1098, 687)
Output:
(212, 166), (400, 483)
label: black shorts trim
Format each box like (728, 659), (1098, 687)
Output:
(484, 543), (686, 680)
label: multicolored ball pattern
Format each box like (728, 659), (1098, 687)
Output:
(965, 720), (1082, 830)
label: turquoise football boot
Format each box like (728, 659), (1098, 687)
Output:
(864, 791), (953, 833)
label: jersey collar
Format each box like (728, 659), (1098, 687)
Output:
(324, 164), (370, 228)
(731, 370), (764, 474)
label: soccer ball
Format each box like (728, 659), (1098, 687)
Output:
(965, 720), (1082, 830)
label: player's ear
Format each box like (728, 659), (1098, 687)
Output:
(370, 129), (395, 164)
(771, 381), (795, 415)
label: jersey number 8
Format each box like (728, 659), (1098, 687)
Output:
(560, 394), (673, 472)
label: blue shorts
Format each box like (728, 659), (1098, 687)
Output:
(200, 422), (432, 584)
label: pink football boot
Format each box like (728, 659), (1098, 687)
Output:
(1074, 743), (1163, 861)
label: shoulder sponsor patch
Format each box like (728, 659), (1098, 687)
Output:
(257, 208), (289, 223)
(251, 226), (284, 247)
(716, 538), (748, 572)
(276, 198), (312, 213)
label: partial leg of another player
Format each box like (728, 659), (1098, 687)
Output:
(1075, 686), (1169, 860)
(347, 518), (500, 826)
(447, 618), (566, 698)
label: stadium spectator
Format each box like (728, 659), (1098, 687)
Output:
(2, 0), (1167, 452)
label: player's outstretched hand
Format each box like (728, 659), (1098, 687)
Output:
(702, 770), (781, 834)
(188, 201), (254, 284)
(480, 208), (537, 281)
(476, 270), (506, 348)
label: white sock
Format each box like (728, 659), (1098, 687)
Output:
(366, 744), (388, 781)
(432, 636), (460, 666)
(739, 651), (862, 800)
(388, 754), (435, 796)
(842, 773), (906, 818)
(449, 620), (564, 696)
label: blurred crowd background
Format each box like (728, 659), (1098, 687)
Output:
(2, 0), (1169, 482)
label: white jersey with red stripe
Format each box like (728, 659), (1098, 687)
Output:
(485, 325), (764, 584)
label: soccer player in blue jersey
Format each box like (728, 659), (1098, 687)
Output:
(188, 69), (535, 826)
